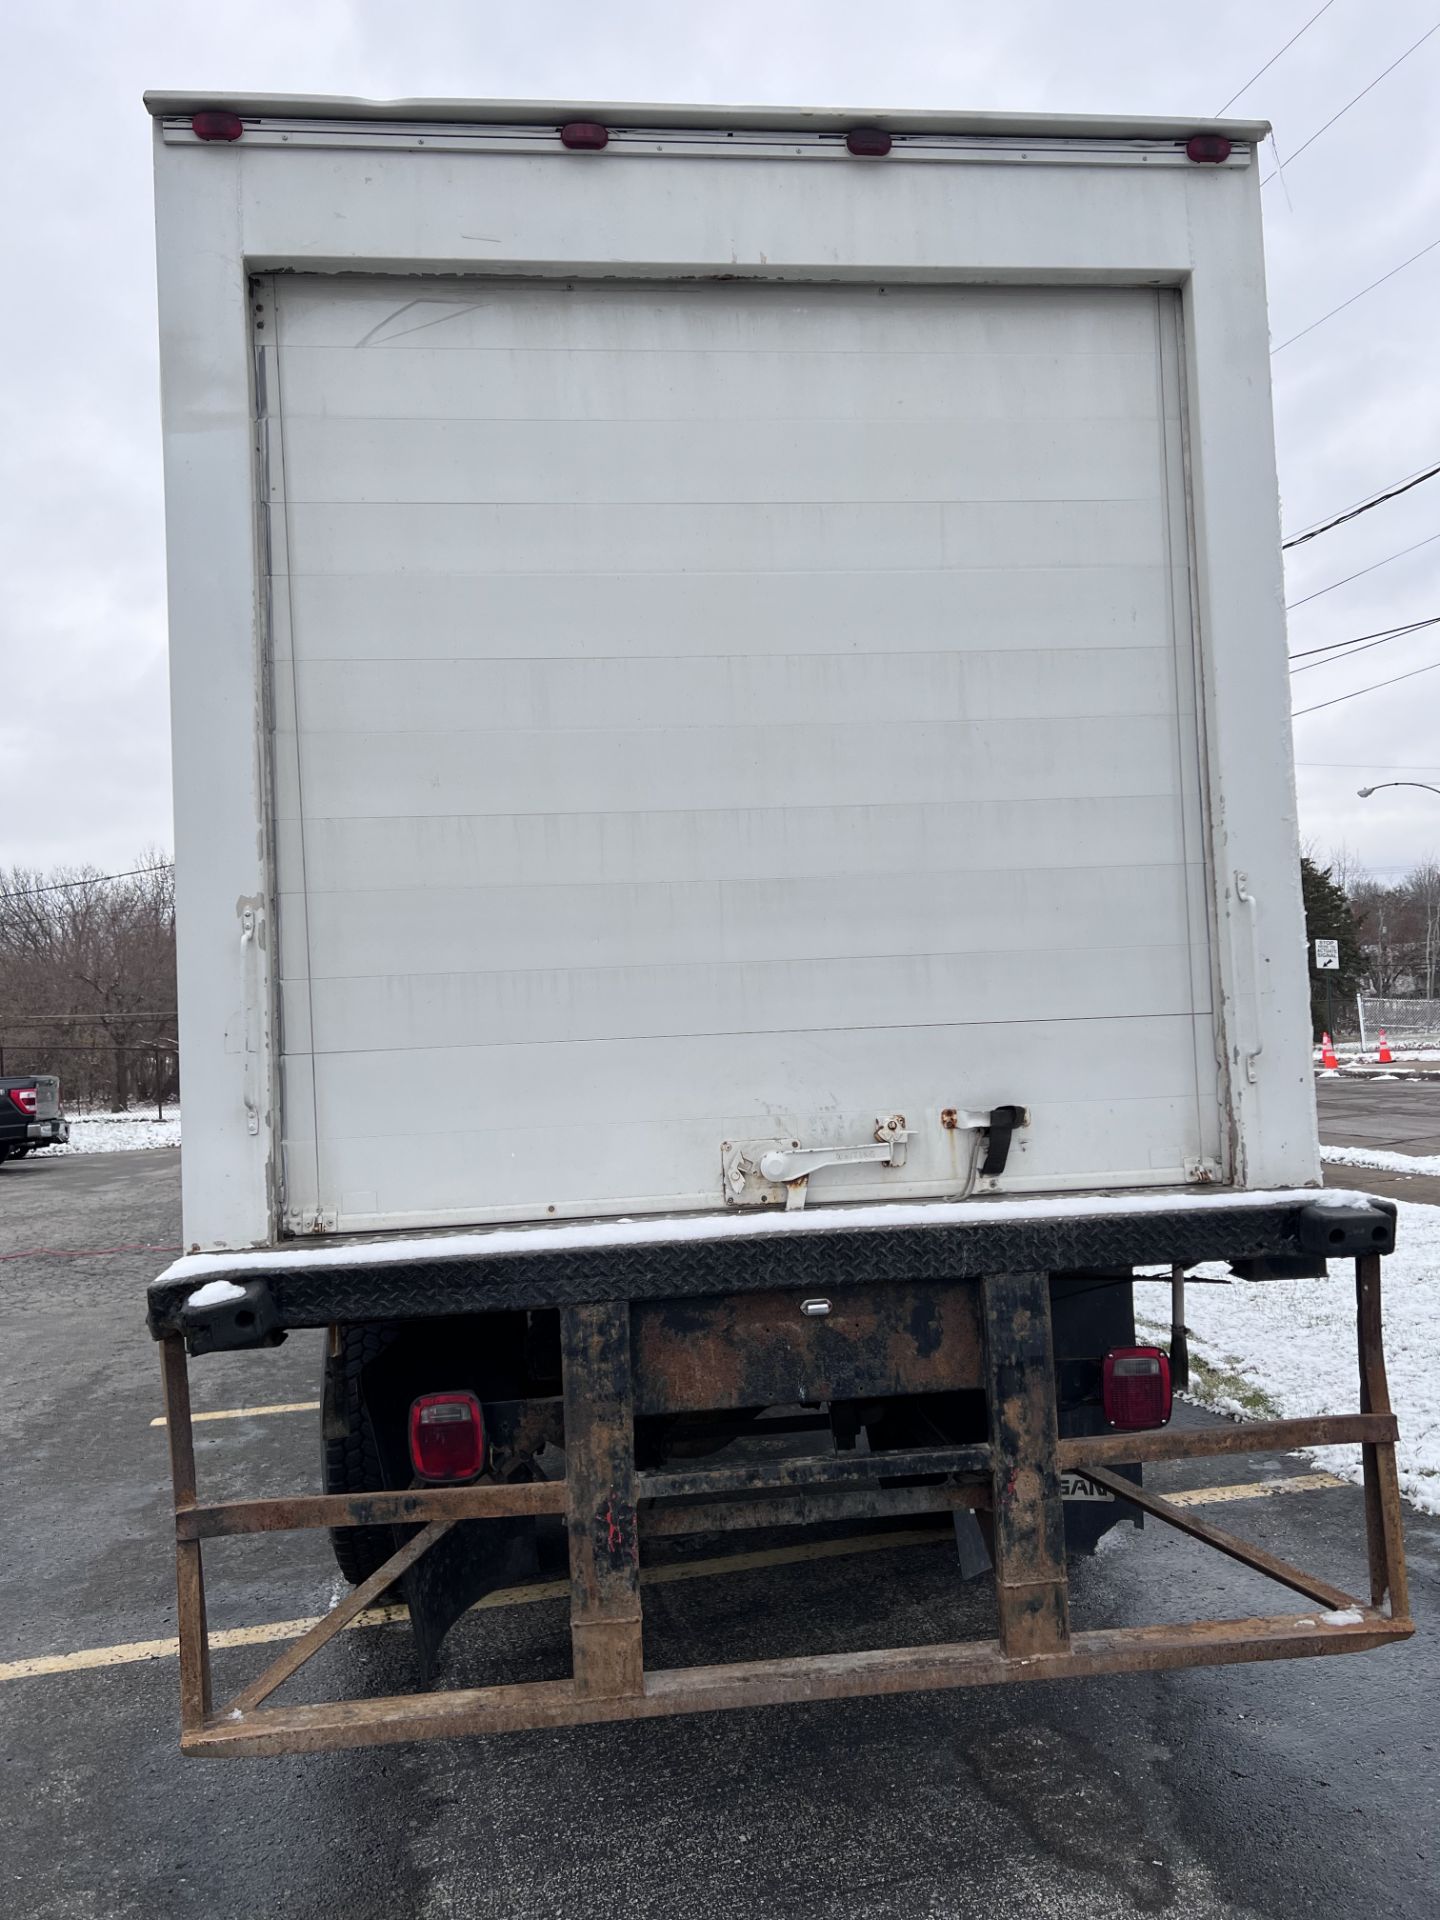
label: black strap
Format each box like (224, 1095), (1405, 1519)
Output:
(980, 1105), (1026, 1179)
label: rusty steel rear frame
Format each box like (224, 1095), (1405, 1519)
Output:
(159, 1254), (1411, 1756)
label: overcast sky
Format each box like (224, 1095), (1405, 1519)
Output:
(3, 0), (1437, 887)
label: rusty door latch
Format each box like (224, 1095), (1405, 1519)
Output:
(722, 1115), (909, 1210)
(721, 1106), (1032, 1209)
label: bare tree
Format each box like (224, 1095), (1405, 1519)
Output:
(1346, 858), (1440, 1001)
(1349, 877), (1404, 995)
(1405, 860), (1440, 1000)
(0, 855), (177, 1109)
(1325, 840), (1366, 896)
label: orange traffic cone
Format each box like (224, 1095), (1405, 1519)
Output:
(1321, 1032), (1339, 1069)
(1378, 1027), (1393, 1065)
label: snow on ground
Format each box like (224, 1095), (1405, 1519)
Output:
(1321, 1143), (1440, 1178)
(1136, 1197), (1440, 1514)
(1313, 1045), (1440, 1077)
(43, 1109), (181, 1154)
(1316, 1045), (1440, 1063)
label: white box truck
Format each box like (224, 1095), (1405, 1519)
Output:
(145, 93), (1411, 1757)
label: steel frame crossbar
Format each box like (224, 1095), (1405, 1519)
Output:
(159, 1258), (1413, 1756)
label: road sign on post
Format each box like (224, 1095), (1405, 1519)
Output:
(1314, 939), (1340, 971)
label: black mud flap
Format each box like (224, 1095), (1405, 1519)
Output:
(400, 1509), (539, 1685)
(1062, 1462), (1142, 1554)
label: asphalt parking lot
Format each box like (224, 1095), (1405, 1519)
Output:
(4, 1147), (1437, 1920)
(1317, 1078), (1440, 1205)
(1316, 1076), (1440, 1156)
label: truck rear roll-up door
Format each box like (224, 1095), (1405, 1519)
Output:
(263, 277), (1220, 1233)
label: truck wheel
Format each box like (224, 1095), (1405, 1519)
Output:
(321, 1325), (403, 1586)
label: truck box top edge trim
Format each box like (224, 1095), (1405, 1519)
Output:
(154, 1185), (1375, 1289)
(145, 1192), (1395, 1340)
(142, 91), (1270, 143)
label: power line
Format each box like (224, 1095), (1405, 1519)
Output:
(1293, 653), (1440, 716)
(1291, 631), (1425, 674)
(1260, 18), (1440, 185)
(1284, 530), (1440, 609)
(1289, 614), (1440, 659)
(0, 864), (173, 903)
(0, 1040), (178, 1055)
(1284, 460), (1440, 548)
(1290, 616), (1440, 672)
(1297, 614), (1440, 660)
(0, 1012), (178, 1023)
(1217, 0), (1340, 115)
(1271, 235), (1440, 353)
(1295, 760), (1440, 769)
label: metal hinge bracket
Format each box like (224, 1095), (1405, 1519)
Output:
(284, 1207), (338, 1235)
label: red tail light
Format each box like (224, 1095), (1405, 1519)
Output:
(1185, 134), (1232, 164)
(408, 1391), (485, 1481)
(1103, 1347), (1172, 1430)
(8, 1087), (37, 1116)
(846, 128), (893, 157)
(191, 110), (245, 142)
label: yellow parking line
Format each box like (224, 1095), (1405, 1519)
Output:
(1, 1470), (1356, 1687)
(0, 1528), (944, 1684)
(150, 1401), (320, 1427)
(1162, 1471), (1348, 1507)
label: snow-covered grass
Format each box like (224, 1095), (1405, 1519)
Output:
(1321, 1064), (1440, 1080)
(1316, 1044), (1440, 1063)
(43, 1109), (181, 1154)
(1321, 1143), (1440, 1179)
(1136, 1197), (1440, 1514)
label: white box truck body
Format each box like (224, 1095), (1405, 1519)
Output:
(146, 99), (1410, 1761)
(150, 94), (1317, 1252)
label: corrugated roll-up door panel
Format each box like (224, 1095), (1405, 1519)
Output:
(265, 277), (1218, 1232)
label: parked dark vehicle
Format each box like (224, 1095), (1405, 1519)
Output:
(0, 1075), (69, 1161)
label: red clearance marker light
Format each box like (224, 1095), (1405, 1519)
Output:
(8, 1086), (37, 1116)
(409, 1391), (486, 1481)
(846, 127), (893, 157)
(1185, 134), (1232, 164)
(191, 110), (245, 142)
(560, 121), (609, 150)
(1103, 1347), (1172, 1430)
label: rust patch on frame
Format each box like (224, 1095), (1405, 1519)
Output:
(631, 1282), (983, 1415)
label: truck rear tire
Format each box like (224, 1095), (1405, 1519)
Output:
(321, 1325), (402, 1586)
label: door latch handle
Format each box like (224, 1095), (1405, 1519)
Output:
(722, 1116), (908, 1210)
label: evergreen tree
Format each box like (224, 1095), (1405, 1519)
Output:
(1300, 857), (1363, 1040)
